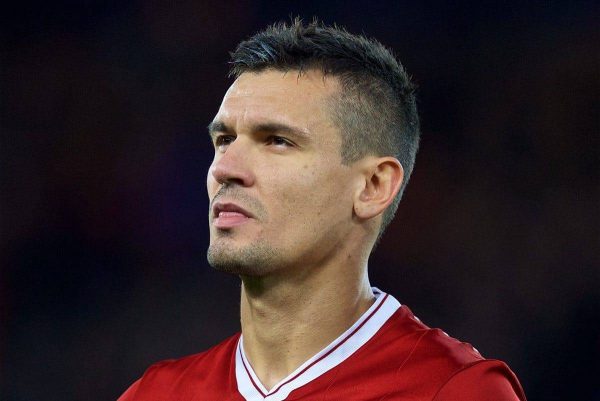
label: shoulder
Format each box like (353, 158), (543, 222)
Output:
(383, 305), (484, 370)
(118, 333), (240, 401)
(432, 359), (527, 400)
(146, 333), (239, 375)
(374, 305), (527, 399)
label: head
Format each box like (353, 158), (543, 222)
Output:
(207, 19), (420, 276)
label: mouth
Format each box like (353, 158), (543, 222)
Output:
(212, 201), (253, 229)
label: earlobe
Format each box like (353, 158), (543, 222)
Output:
(354, 157), (404, 220)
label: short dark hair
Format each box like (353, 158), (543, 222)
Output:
(229, 18), (420, 238)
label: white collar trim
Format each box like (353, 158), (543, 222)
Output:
(235, 288), (401, 401)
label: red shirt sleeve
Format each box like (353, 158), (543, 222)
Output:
(117, 379), (141, 401)
(433, 360), (527, 401)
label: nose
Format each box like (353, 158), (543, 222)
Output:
(209, 139), (255, 187)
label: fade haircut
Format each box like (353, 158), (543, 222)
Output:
(229, 18), (420, 238)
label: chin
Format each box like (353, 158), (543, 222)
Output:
(206, 241), (279, 277)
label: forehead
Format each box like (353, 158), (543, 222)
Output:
(215, 69), (340, 130)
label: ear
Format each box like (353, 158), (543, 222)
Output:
(353, 157), (404, 220)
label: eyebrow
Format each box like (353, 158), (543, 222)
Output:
(207, 120), (233, 138)
(208, 120), (311, 140)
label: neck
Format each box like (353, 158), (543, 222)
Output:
(239, 256), (374, 390)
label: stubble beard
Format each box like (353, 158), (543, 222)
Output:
(207, 184), (277, 276)
(207, 235), (280, 277)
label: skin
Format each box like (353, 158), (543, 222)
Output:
(207, 69), (403, 390)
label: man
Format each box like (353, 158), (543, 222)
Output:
(119, 19), (527, 400)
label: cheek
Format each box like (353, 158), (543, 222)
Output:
(271, 164), (351, 217)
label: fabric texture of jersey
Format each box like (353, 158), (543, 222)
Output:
(118, 289), (527, 400)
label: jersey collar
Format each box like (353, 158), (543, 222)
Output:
(235, 288), (401, 401)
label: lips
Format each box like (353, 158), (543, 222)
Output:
(212, 202), (253, 228)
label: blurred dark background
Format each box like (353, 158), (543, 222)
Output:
(1, 1), (598, 400)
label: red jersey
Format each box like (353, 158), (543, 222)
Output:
(119, 289), (526, 400)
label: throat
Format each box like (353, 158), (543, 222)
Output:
(239, 284), (376, 391)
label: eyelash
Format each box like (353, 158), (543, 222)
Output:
(214, 135), (294, 148)
(267, 136), (294, 147)
(214, 135), (235, 147)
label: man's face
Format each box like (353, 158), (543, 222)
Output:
(206, 69), (359, 276)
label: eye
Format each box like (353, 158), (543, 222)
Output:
(267, 136), (294, 148)
(214, 135), (235, 151)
